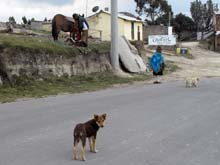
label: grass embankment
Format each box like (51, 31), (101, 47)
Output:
(0, 73), (153, 103)
(0, 34), (179, 103)
(0, 64), (179, 103)
(0, 33), (110, 55)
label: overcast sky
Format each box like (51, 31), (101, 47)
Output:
(0, 0), (219, 23)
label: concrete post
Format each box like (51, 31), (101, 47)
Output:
(111, 0), (120, 70)
(86, 0), (88, 17)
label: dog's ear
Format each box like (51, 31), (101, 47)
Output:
(94, 114), (99, 121)
(102, 113), (107, 120)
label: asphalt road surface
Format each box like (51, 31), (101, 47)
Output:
(1, 78), (220, 165)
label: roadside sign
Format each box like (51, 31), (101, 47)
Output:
(148, 35), (176, 46)
(176, 48), (191, 55)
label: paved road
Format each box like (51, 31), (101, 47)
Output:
(1, 78), (220, 165)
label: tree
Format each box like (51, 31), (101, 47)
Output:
(155, 7), (173, 26)
(8, 16), (16, 24)
(204, 0), (214, 30)
(27, 18), (35, 25)
(213, 3), (219, 12)
(135, 0), (172, 25)
(173, 13), (195, 40)
(44, 17), (48, 22)
(190, 0), (214, 32)
(190, 0), (203, 31)
(22, 16), (28, 24)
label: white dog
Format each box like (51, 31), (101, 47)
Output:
(185, 77), (200, 88)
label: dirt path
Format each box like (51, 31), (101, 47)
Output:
(146, 42), (220, 82)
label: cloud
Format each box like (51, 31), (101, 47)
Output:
(0, 0), (111, 22)
(118, 0), (136, 14)
(0, 0), (75, 23)
(0, 0), (219, 23)
(73, 0), (110, 16)
(11, 0), (72, 6)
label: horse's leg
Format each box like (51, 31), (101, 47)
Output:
(56, 30), (60, 40)
(71, 31), (75, 40)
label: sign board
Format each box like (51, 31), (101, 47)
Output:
(148, 35), (176, 46)
(176, 48), (191, 55)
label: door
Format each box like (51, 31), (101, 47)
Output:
(131, 22), (134, 40)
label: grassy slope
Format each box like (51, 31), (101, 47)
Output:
(0, 34), (179, 103)
(0, 73), (153, 103)
(0, 33), (110, 55)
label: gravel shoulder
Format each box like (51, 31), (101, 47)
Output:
(145, 42), (220, 82)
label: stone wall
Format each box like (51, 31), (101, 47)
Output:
(0, 47), (112, 85)
(143, 25), (168, 42)
(0, 22), (7, 30)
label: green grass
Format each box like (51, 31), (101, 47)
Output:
(31, 29), (52, 35)
(164, 61), (181, 74)
(0, 72), (152, 103)
(0, 33), (110, 56)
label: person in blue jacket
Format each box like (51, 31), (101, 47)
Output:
(150, 46), (165, 84)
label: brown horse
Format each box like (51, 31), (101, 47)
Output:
(52, 14), (74, 40)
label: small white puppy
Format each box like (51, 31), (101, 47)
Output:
(185, 77), (200, 88)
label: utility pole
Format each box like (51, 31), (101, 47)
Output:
(168, 12), (171, 27)
(111, 0), (119, 70)
(86, 0), (88, 17)
(168, 11), (172, 35)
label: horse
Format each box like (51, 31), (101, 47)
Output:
(52, 14), (75, 41)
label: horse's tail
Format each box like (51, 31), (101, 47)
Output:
(52, 17), (57, 40)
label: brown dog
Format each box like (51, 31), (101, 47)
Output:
(73, 113), (107, 161)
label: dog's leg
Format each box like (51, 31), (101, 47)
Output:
(89, 137), (93, 152)
(81, 146), (86, 161)
(81, 138), (86, 161)
(186, 80), (189, 88)
(192, 80), (198, 87)
(186, 79), (192, 88)
(73, 139), (79, 160)
(192, 81), (195, 87)
(92, 136), (98, 153)
(189, 80), (192, 88)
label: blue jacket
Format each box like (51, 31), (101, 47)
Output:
(150, 52), (164, 73)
